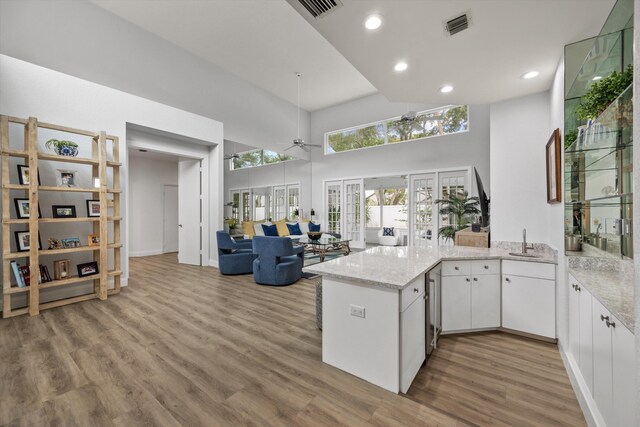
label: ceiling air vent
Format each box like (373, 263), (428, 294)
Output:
(445, 13), (470, 36)
(297, 0), (343, 19)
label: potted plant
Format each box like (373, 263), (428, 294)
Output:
(575, 65), (633, 121)
(434, 191), (480, 242)
(225, 217), (238, 233)
(45, 139), (79, 157)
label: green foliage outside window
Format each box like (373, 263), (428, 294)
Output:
(231, 149), (294, 170)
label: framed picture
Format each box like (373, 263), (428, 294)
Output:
(87, 234), (101, 246)
(77, 261), (99, 278)
(17, 164), (41, 186)
(546, 128), (562, 204)
(47, 238), (63, 250)
(61, 237), (81, 248)
(54, 260), (71, 280)
(86, 200), (101, 217)
(52, 205), (77, 218)
(14, 231), (42, 252)
(14, 198), (41, 219)
(57, 169), (77, 187)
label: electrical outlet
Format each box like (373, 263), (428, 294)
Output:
(350, 304), (365, 318)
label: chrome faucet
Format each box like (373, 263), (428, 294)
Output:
(522, 228), (534, 254)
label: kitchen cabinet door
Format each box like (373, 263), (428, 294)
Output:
(591, 298), (613, 426)
(471, 274), (501, 329)
(611, 315), (635, 427)
(578, 287), (594, 393)
(568, 276), (581, 365)
(502, 275), (555, 338)
(441, 275), (471, 332)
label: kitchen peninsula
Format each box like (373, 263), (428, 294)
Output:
(303, 244), (557, 393)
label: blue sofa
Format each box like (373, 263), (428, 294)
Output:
(216, 231), (254, 275)
(252, 236), (304, 286)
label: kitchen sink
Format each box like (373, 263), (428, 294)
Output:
(508, 252), (542, 258)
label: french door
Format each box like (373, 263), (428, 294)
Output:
(287, 185), (300, 220)
(410, 174), (436, 247)
(273, 186), (286, 220)
(344, 179), (365, 248)
(325, 181), (342, 235)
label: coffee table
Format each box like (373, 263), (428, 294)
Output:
(297, 235), (351, 262)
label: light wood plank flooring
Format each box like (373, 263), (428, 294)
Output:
(0, 254), (584, 426)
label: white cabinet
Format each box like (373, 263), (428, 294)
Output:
(578, 284), (594, 393)
(400, 294), (425, 393)
(441, 260), (500, 332)
(592, 298), (613, 425)
(441, 275), (471, 331)
(611, 313), (635, 427)
(501, 261), (555, 339)
(568, 276), (581, 365)
(471, 274), (501, 329)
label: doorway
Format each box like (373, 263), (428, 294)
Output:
(163, 185), (179, 253)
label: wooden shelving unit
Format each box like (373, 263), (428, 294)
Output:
(1, 115), (122, 317)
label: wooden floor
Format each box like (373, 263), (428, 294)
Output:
(0, 253), (585, 426)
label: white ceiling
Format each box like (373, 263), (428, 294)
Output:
(287, 0), (616, 105)
(90, 0), (377, 111)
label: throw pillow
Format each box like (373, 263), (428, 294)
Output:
(261, 223), (279, 237)
(275, 219), (290, 236)
(286, 223), (302, 235)
(309, 222), (321, 232)
(383, 227), (395, 236)
(241, 221), (255, 238)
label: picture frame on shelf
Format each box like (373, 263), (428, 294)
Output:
(87, 234), (100, 246)
(77, 261), (99, 278)
(52, 205), (77, 218)
(61, 237), (81, 248)
(14, 198), (41, 219)
(56, 169), (77, 187)
(86, 200), (100, 217)
(546, 128), (562, 204)
(14, 231), (42, 252)
(53, 260), (70, 280)
(17, 164), (41, 186)
(47, 238), (63, 250)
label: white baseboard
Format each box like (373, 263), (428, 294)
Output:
(558, 342), (605, 427)
(129, 249), (164, 257)
(209, 259), (219, 269)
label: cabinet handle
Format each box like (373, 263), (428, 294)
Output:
(505, 277), (511, 283)
(576, 286), (581, 292)
(465, 278), (470, 282)
(600, 314), (609, 322)
(571, 284), (576, 290)
(606, 320), (616, 328)
(473, 277), (478, 282)
(414, 287), (419, 293)
(484, 265), (489, 269)
(454, 266), (459, 270)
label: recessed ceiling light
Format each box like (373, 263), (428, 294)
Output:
(592, 75), (603, 81)
(394, 62), (408, 72)
(364, 15), (382, 30)
(440, 85), (454, 93)
(521, 71), (539, 79)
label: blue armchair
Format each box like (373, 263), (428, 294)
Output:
(216, 231), (254, 275)
(252, 236), (304, 286)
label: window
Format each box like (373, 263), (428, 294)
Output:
(325, 105), (468, 154)
(231, 149), (294, 170)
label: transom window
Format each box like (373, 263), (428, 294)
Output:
(230, 149), (294, 170)
(325, 105), (468, 155)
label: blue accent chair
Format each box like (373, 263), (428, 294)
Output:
(252, 236), (304, 286)
(216, 231), (254, 275)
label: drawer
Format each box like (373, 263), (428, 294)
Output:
(401, 276), (425, 312)
(502, 260), (555, 280)
(441, 260), (471, 276)
(471, 259), (500, 275)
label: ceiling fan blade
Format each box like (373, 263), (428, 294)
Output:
(307, 143), (322, 148)
(283, 145), (296, 151)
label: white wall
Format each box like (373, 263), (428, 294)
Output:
(0, 55), (223, 307)
(490, 91), (553, 244)
(129, 156), (178, 257)
(634, 1), (640, 421)
(0, 0), (310, 158)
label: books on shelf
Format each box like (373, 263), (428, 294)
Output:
(10, 261), (24, 288)
(9, 262), (53, 287)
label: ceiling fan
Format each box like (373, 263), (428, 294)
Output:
(224, 152), (239, 161)
(400, 110), (445, 132)
(281, 72), (321, 152)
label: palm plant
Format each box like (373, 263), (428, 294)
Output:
(434, 191), (480, 242)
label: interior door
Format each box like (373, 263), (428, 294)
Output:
(410, 174), (436, 246)
(344, 179), (365, 248)
(178, 159), (201, 265)
(163, 185), (179, 253)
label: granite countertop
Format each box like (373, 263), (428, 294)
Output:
(569, 267), (635, 331)
(303, 244), (556, 290)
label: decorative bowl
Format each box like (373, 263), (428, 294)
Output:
(56, 145), (79, 157)
(307, 232), (323, 241)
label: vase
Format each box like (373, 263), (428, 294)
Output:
(55, 146), (79, 157)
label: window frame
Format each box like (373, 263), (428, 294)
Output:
(324, 105), (469, 155)
(229, 148), (295, 171)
